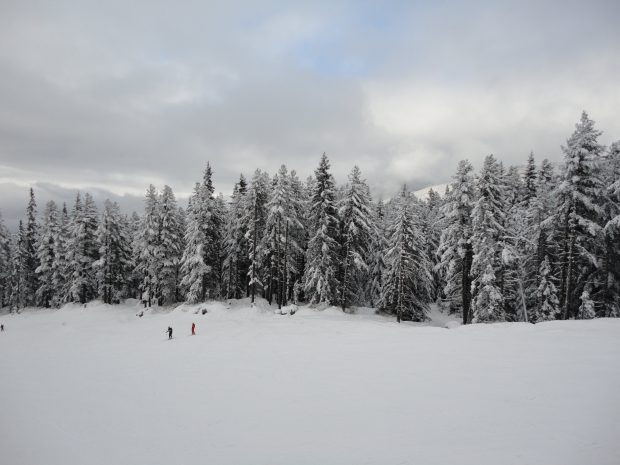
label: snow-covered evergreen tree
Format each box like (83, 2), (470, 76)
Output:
(23, 188), (39, 306)
(51, 204), (70, 307)
(287, 170), (308, 304)
(381, 186), (432, 322)
(523, 151), (538, 207)
(600, 141), (620, 316)
(127, 211), (143, 299)
(555, 111), (605, 319)
(222, 175), (249, 300)
(35, 201), (59, 307)
(470, 155), (506, 323)
(260, 166), (305, 308)
(0, 213), (11, 307)
(337, 166), (373, 311)
(9, 222), (27, 311)
(303, 153), (340, 305)
(535, 256), (559, 322)
(243, 169), (271, 303)
(94, 200), (132, 304)
(136, 185), (161, 306)
(159, 185), (183, 305)
(180, 183), (209, 304)
(368, 199), (386, 308)
(199, 163), (224, 299)
(578, 286), (596, 319)
(67, 193), (99, 304)
(436, 160), (476, 323)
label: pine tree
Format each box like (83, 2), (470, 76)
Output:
(244, 169), (270, 303)
(262, 165), (304, 308)
(381, 186), (432, 322)
(137, 185), (161, 306)
(437, 160), (476, 323)
(535, 256), (559, 322)
(200, 163), (224, 299)
(159, 185), (183, 305)
(222, 175), (250, 300)
(303, 153), (340, 305)
(67, 192), (99, 304)
(23, 188), (39, 306)
(180, 184), (209, 304)
(94, 200), (132, 304)
(127, 211), (143, 299)
(35, 201), (59, 307)
(213, 193), (227, 298)
(337, 166), (373, 311)
(600, 141), (620, 316)
(10, 221), (27, 311)
(51, 204), (70, 307)
(523, 151), (538, 207)
(0, 213), (10, 307)
(423, 188), (444, 302)
(555, 112), (605, 319)
(368, 199), (387, 308)
(287, 170), (308, 304)
(470, 155), (506, 323)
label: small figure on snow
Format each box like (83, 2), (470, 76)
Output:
(1, 324), (4, 332)
(166, 326), (173, 340)
(191, 322), (196, 335)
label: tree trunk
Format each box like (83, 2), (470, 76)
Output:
(341, 244), (349, 312)
(562, 233), (575, 320)
(282, 221), (289, 307)
(461, 243), (473, 324)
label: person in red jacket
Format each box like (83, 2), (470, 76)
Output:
(191, 322), (196, 335)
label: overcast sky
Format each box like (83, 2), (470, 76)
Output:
(1, 0), (619, 229)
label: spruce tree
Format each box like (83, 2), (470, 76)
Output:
(0, 213), (10, 307)
(137, 185), (162, 306)
(180, 184), (209, 304)
(600, 141), (620, 316)
(437, 160), (475, 323)
(303, 153), (340, 305)
(381, 186), (432, 322)
(470, 155), (506, 322)
(67, 193), (99, 304)
(95, 200), (132, 304)
(159, 185), (183, 305)
(24, 188), (39, 306)
(368, 199), (387, 308)
(535, 256), (559, 322)
(555, 112), (605, 319)
(51, 204), (70, 307)
(244, 169), (270, 303)
(10, 221), (27, 311)
(337, 166), (373, 311)
(35, 201), (59, 307)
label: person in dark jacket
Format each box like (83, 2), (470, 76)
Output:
(0, 324), (4, 332)
(166, 326), (173, 339)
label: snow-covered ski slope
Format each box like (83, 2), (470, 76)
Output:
(1, 299), (619, 465)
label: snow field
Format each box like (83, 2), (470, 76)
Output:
(1, 300), (619, 465)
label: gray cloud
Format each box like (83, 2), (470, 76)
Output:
(1, 0), (619, 228)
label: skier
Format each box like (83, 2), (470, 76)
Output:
(166, 326), (173, 340)
(0, 324), (4, 332)
(191, 322), (196, 335)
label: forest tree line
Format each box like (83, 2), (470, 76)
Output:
(0, 111), (618, 323)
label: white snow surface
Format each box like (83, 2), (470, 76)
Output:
(1, 299), (619, 465)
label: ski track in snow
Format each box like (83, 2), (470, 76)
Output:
(0, 299), (619, 465)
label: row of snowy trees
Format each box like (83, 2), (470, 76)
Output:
(1, 112), (619, 323)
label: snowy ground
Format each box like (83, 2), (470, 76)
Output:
(1, 300), (619, 465)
